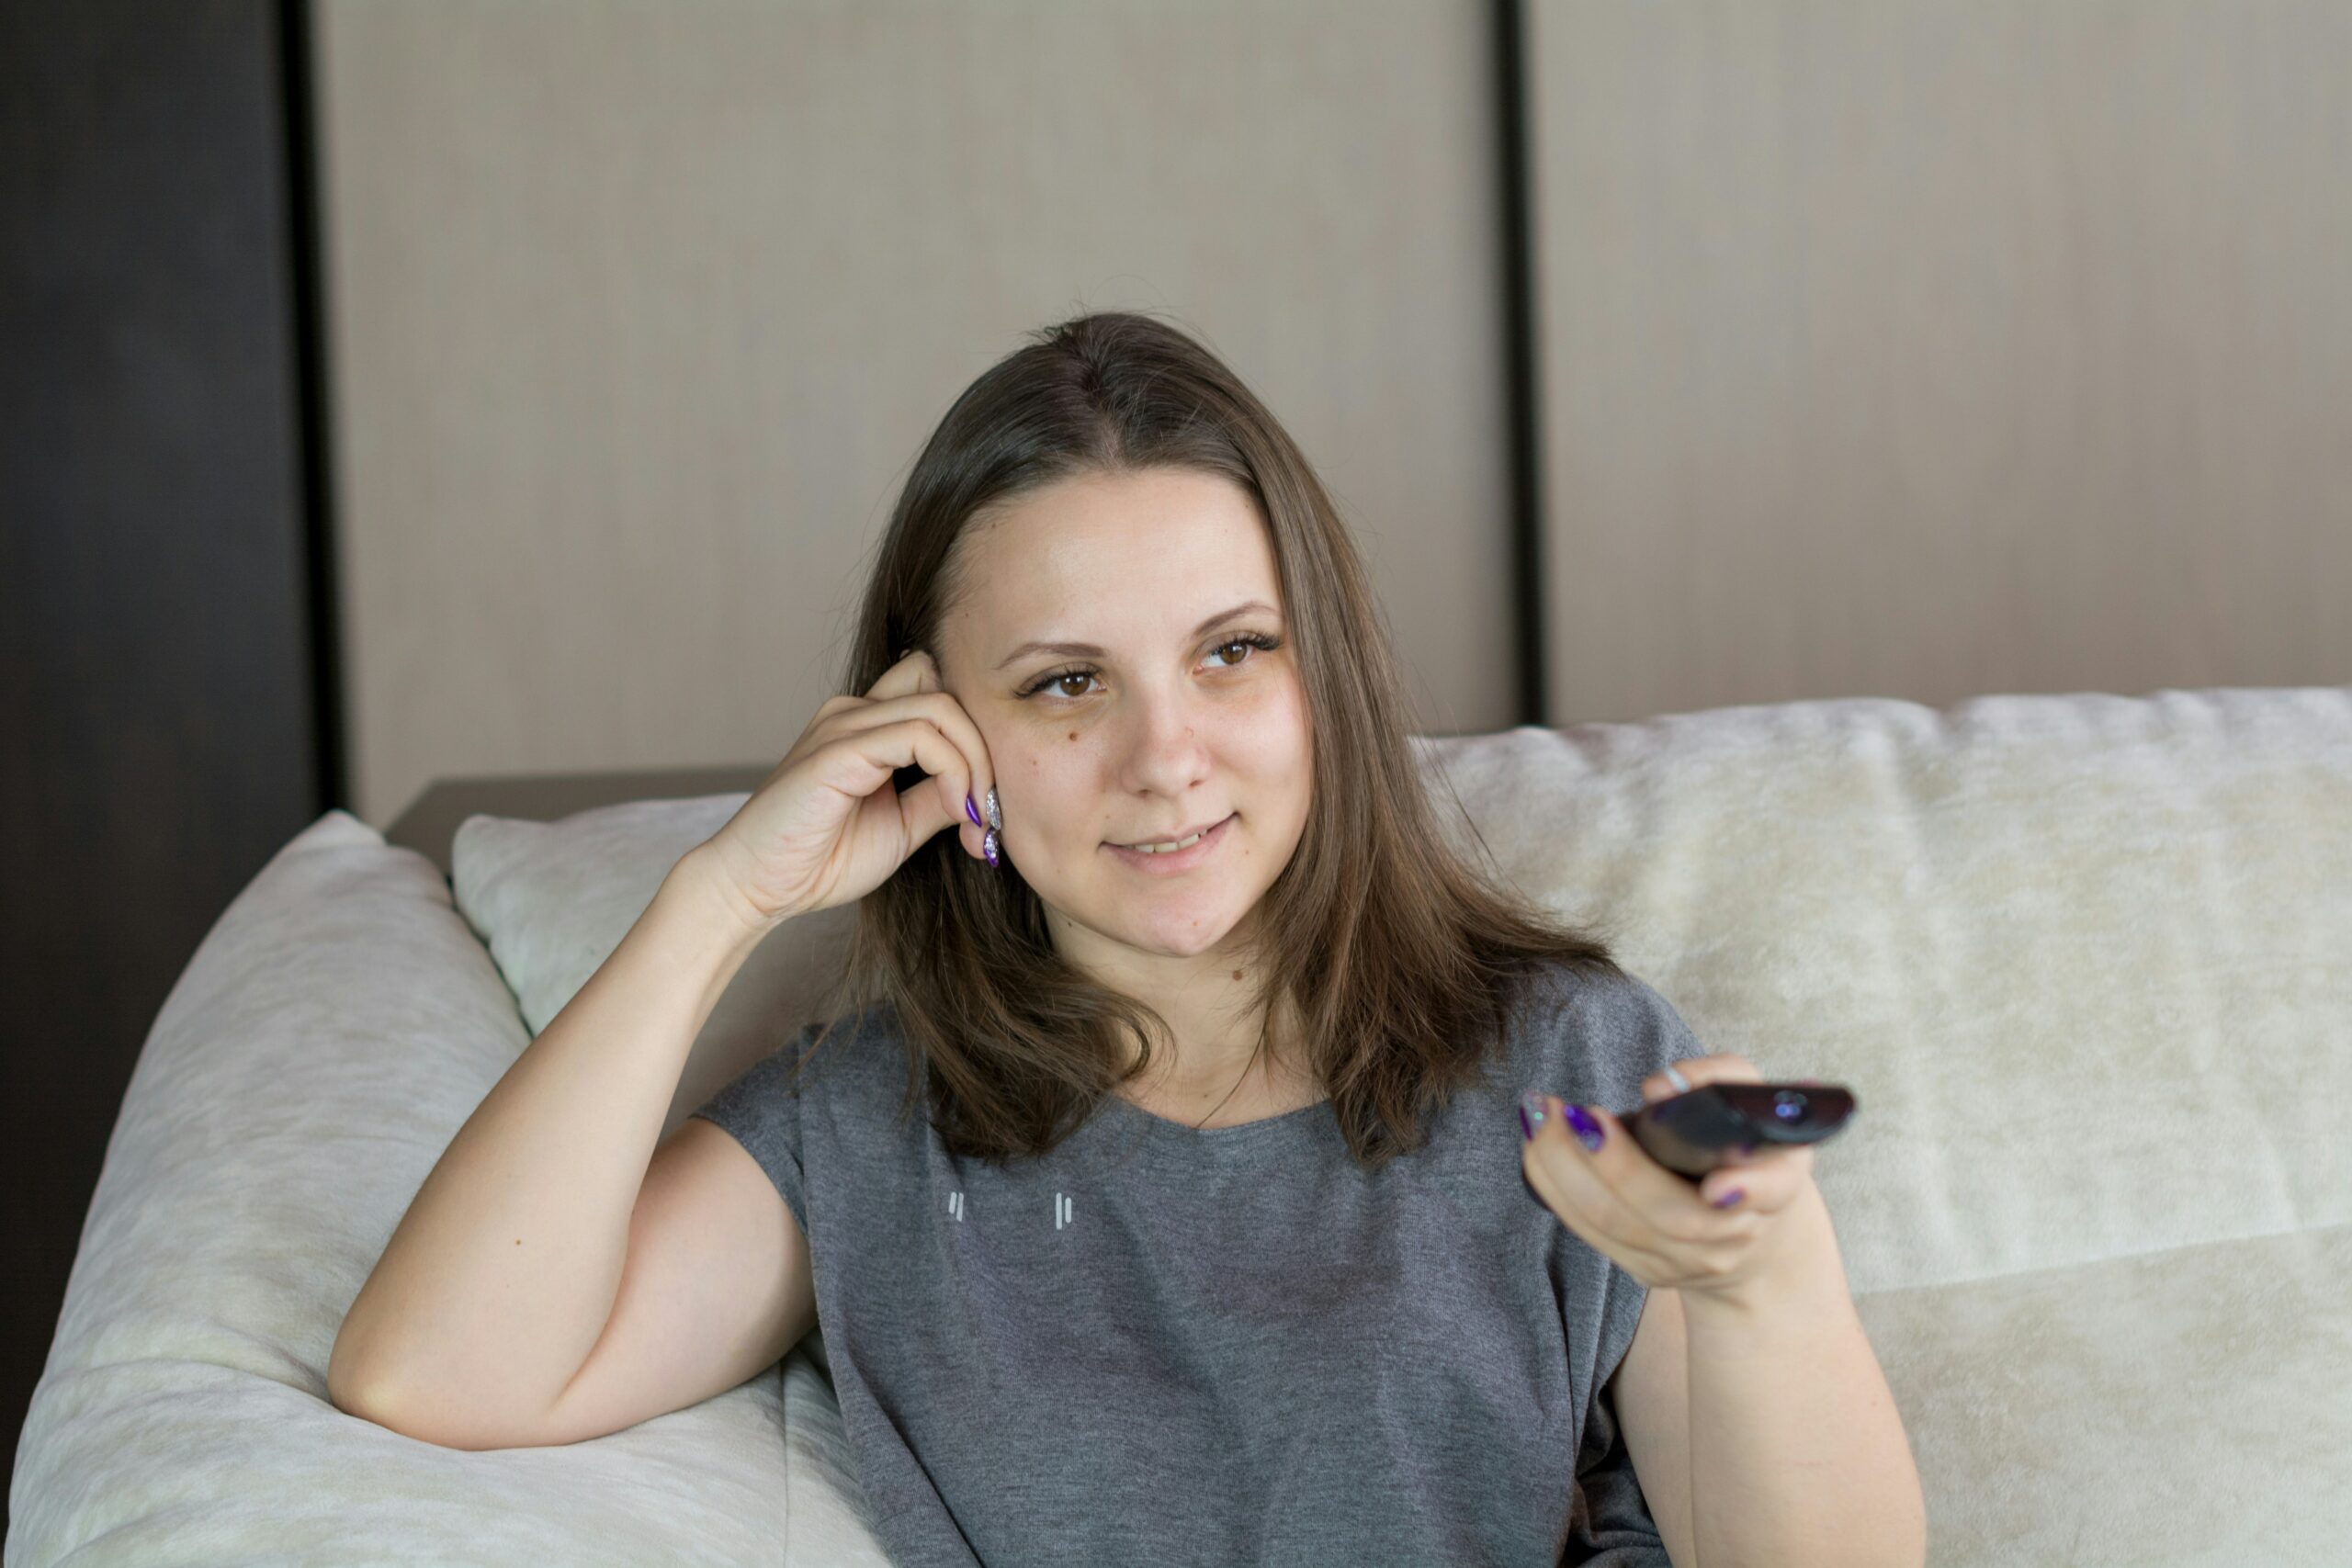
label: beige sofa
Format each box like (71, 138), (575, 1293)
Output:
(11, 684), (2348, 1565)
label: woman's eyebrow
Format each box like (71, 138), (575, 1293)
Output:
(992, 600), (1279, 670)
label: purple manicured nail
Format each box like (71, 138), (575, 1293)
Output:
(1712, 1188), (1747, 1210)
(1519, 1090), (1547, 1140)
(966, 794), (982, 828)
(983, 828), (1000, 868)
(1562, 1103), (1603, 1154)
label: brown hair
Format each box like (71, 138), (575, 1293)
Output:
(796, 309), (1626, 1170)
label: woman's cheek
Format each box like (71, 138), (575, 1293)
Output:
(1018, 728), (1103, 816)
(1250, 669), (1313, 758)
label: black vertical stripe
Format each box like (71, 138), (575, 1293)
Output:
(1493, 0), (1548, 727)
(275, 0), (348, 812)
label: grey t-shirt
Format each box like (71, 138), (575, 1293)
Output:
(688, 960), (1697, 1566)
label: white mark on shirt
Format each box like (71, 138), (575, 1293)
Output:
(1055, 1191), (1072, 1229)
(947, 1190), (964, 1221)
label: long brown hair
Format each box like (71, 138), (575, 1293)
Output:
(796, 309), (1626, 1170)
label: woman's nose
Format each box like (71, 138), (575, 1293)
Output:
(1115, 689), (1212, 781)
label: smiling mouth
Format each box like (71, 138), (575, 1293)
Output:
(1110, 815), (1233, 853)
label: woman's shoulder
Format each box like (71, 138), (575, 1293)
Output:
(770, 998), (912, 1090)
(1504, 956), (1702, 1103)
(1504, 952), (1634, 1026)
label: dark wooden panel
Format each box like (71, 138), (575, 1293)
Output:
(0, 0), (320, 1517)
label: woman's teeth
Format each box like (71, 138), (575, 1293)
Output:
(1130, 827), (1208, 853)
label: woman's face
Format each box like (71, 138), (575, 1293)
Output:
(938, 466), (1313, 970)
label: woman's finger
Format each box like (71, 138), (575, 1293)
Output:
(864, 644), (933, 702)
(831, 652), (997, 861)
(906, 650), (996, 862)
(1637, 1054), (1765, 1105)
(823, 686), (997, 860)
(829, 716), (971, 848)
(1528, 1096), (1711, 1254)
(1685, 1136), (1815, 1213)
(1544, 1098), (1755, 1247)
(1520, 1128), (1679, 1281)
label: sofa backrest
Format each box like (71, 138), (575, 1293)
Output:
(452, 687), (2352, 1300)
(1414, 687), (2352, 1296)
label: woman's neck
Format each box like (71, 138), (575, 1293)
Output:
(1116, 989), (1317, 1122)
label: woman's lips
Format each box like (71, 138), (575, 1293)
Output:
(1103, 812), (1235, 874)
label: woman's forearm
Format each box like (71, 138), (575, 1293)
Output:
(1679, 1188), (1927, 1568)
(328, 850), (774, 1444)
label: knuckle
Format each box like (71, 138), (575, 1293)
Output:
(929, 695), (983, 753)
(1661, 1213), (1710, 1247)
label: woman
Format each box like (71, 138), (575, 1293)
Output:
(332, 310), (1925, 1566)
(691, 310), (1924, 1565)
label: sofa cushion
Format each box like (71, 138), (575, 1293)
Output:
(1858, 1217), (2352, 1564)
(1412, 689), (2352, 1295)
(9, 811), (884, 1565)
(450, 795), (856, 1141)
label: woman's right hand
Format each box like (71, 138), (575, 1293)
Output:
(692, 648), (997, 931)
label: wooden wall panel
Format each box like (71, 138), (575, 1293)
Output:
(1528, 0), (2352, 724)
(314, 0), (1516, 825)
(1, 0), (320, 1512)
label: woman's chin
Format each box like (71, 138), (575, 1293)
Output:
(1114, 906), (1246, 959)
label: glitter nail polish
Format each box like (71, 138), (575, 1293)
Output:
(1519, 1090), (1548, 1140)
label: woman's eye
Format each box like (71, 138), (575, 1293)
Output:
(1017, 633), (1279, 701)
(1205, 632), (1280, 671)
(1016, 666), (1097, 700)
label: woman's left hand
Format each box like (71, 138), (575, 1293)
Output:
(1520, 1055), (1825, 1303)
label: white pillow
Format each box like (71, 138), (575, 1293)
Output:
(452, 795), (857, 1136)
(12, 809), (856, 1564)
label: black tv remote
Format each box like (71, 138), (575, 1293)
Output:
(1624, 1082), (1857, 1180)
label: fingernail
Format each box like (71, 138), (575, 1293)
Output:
(1562, 1103), (1604, 1154)
(966, 793), (982, 828)
(1712, 1188), (1747, 1210)
(983, 827), (1001, 868)
(983, 786), (1002, 831)
(1518, 1090), (1548, 1141)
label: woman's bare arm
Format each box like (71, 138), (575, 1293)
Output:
(327, 848), (778, 1438)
